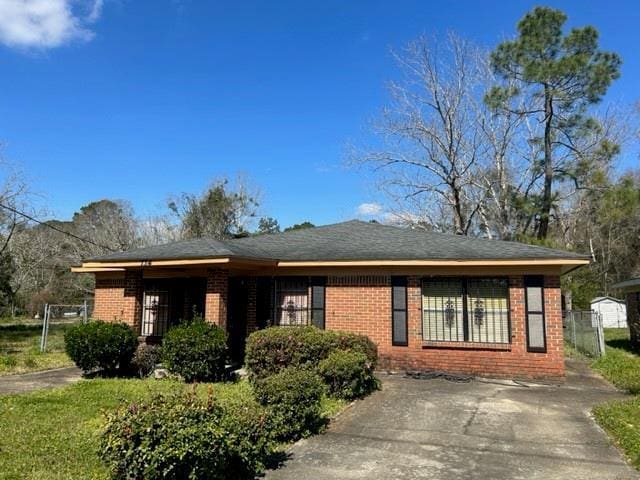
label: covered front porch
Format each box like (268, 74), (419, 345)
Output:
(105, 268), (326, 362)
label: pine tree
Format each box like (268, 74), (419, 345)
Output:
(486, 7), (621, 239)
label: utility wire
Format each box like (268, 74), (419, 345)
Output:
(0, 201), (117, 252)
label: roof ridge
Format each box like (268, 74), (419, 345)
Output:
(229, 219), (366, 243)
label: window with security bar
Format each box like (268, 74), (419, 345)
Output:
(274, 278), (310, 326)
(142, 288), (170, 336)
(422, 278), (510, 344)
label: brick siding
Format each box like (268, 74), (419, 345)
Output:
(93, 270), (143, 333)
(92, 269), (565, 380)
(204, 269), (228, 327)
(325, 274), (565, 380)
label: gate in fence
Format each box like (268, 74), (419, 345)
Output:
(40, 302), (91, 352)
(562, 310), (606, 357)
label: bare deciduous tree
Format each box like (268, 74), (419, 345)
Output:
(354, 34), (493, 235)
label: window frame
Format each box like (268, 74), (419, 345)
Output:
(391, 276), (408, 346)
(421, 276), (511, 344)
(524, 275), (547, 353)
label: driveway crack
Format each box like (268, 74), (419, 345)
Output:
(463, 390), (501, 435)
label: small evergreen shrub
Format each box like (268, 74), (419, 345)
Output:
(245, 326), (378, 379)
(326, 331), (378, 368)
(162, 320), (228, 382)
(101, 392), (274, 480)
(245, 326), (332, 379)
(64, 321), (138, 373)
(318, 350), (378, 400)
(253, 366), (325, 441)
(131, 343), (162, 377)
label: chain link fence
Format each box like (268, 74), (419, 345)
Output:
(563, 310), (606, 357)
(40, 302), (92, 352)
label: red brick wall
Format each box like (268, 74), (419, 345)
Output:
(93, 270), (143, 333)
(325, 274), (565, 380)
(205, 269), (228, 327)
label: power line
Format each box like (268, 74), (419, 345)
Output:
(0, 202), (117, 252)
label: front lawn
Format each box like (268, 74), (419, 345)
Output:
(591, 328), (640, 471)
(592, 328), (640, 394)
(0, 319), (74, 376)
(0, 378), (345, 480)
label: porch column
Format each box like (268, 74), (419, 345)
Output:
(205, 269), (228, 328)
(123, 269), (143, 334)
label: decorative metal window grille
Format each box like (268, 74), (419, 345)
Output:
(274, 278), (310, 326)
(422, 278), (510, 343)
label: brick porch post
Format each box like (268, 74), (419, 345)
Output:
(205, 269), (228, 328)
(123, 269), (143, 334)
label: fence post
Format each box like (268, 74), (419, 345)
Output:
(597, 312), (606, 356)
(82, 300), (88, 324)
(571, 311), (577, 349)
(40, 304), (49, 353)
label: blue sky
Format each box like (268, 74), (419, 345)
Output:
(0, 0), (638, 228)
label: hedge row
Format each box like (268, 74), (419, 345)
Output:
(64, 319), (228, 381)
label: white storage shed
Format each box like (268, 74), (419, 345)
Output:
(591, 296), (627, 328)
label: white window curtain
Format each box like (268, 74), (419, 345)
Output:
(275, 278), (309, 326)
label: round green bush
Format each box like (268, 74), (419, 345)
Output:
(326, 331), (378, 368)
(245, 327), (378, 380)
(101, 392), (274, 480)
(64, 321), (138, 373)
(245, 326), (332, 379)
(318, 350), (378, 400)
(253, 366), (325, 441)
(162, 320), (228, 382)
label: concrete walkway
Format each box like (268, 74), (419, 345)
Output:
(266, 360), (638, 480)
(0, 367), (82, 395)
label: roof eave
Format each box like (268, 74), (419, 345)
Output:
(76, 255), (278, 270)
(276, 258), (590, 269)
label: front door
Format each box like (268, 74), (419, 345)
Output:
(228, 277), (249, 364)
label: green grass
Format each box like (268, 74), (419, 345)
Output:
(594, 397), (640, 470)
(563, 340), (587, 359)
(0, 378), (347, 480)
(0, 320), (74, 376)
(591, 328), (640, 471)
(591, 328), (640, 394)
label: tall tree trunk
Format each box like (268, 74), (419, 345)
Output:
(451, 179), (466, 235)
(538, 86), (554, 239)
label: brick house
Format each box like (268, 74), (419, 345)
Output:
(72, 220), (589, 380)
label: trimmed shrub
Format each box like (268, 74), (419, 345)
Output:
(131, 343), (162, 378)
(162, 320), (228, 382)
(64, 321), (138, 373)
(326, 331), (378, 369)
(245, 326), (332, 379)
(318, 350), (378, 400)
(101, 392), (274, 480)
(253, 366), (325, 441)
(245, 326), (378, 379)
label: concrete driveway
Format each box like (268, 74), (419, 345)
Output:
(266, 360), (637, 480)
(0, 367), (82, 395)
